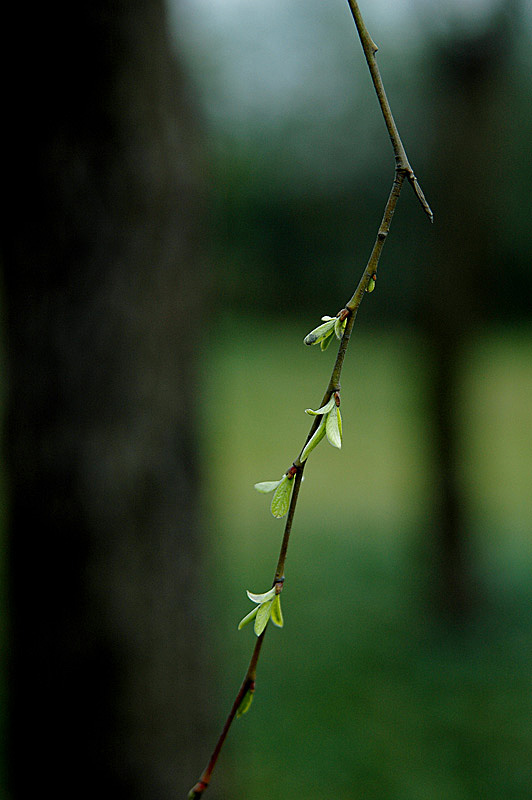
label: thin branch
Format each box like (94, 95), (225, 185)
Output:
(188, 634), (267, 798)
(274, 468), (305, 581)
(189, 473), (305, 798)
(188, 3), (432, 796)
(345, 169), (406, 313)
(346, 0), (433, 222)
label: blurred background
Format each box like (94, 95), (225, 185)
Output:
(2, 0), (532, 798)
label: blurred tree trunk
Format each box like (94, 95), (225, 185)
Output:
(3, 2), (210, 797)
(422, 9), (513, 621)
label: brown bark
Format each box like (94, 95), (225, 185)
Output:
(3, 2), (209, 797)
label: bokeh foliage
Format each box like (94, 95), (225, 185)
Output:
(199, 318), (532, 799)
(174, 1), (532, 796)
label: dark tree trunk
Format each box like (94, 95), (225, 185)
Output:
(3, 2), (209, 797)
(422, 9), (513, 621)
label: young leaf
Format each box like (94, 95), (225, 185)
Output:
(238, 605), (259, 630)
(236, 686), (255, 718)
(326, 406), (342, 448)
(270, 476), (293, 518)
(305, 395), (336, 417)
(303, 318), (336, 346)
(270, 594), (284, 628)
(246, 587), (276, 604)
(334, 316), (345, 340)
(254, 599), (274, 636)
(300, 417), (326, 462)
(254, 480), (281, 493)
(320, 332), (334, 351)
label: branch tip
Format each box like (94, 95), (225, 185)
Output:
(408, 172), (433, 222)
(188, 781), (208, 799)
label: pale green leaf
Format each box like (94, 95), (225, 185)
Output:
(246, 587), (276, 604)
(320, 331), (334, 351)
(321, 315), (335, 321)
(236, 687), (254, 718)
(300, 417), (327, 462)
(254, 480), (281, 493)
(305, 395), (335, 417)
(303, 318), (336, 346)
(254, 599), (273, 636)
(270, 476), (293, 518)
(270, 594), (284, 628)
(238, 605), (259, 630)
(334, 316), (344, 340)
(326, 406), (342, 449)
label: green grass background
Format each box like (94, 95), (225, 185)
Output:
(2, 318), (532, 799)
(198, 317), (532, 800)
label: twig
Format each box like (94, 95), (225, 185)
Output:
(346, 0), (433, 222)
(188, 3), (431, 797)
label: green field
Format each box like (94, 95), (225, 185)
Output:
(199, 317), (532, 799)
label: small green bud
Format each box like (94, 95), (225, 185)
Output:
(239, 585), (285, 637)
(236, 686), (255, 718)
(302, 393), (343, 457)
(270, 593), (284, 628)
(366, 273), (376, 292)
